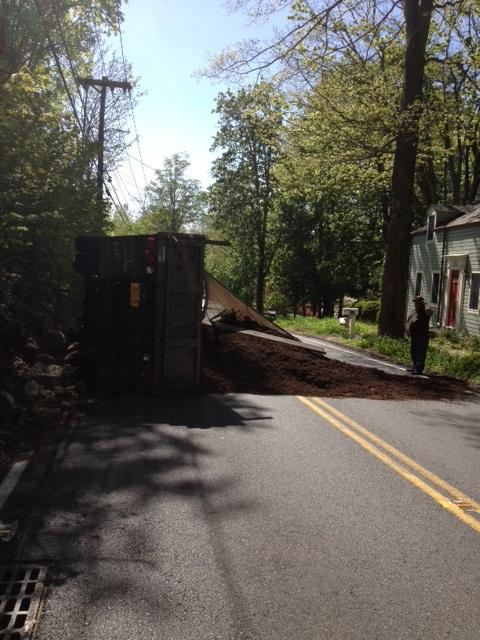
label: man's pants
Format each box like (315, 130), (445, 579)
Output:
(410, 335), (429, 374)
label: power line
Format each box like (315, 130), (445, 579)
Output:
(118, 21), (149, 188)
(125, 154), (146, 210)
(112, 168), (137, 205)
(78, 76), (132, 208)
(128, 153), (157, 173)
(105, 170), (130, 223)
(105, 185), (128, 222)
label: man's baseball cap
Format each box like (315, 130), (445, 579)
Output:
(412, 295), (425, 303)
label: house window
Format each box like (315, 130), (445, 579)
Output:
(415, 272), (423, 297)
(469, 273), (480, 311)
(427, 215), (435, 241)
(431, 273), (440, 304)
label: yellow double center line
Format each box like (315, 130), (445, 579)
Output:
(297, 396), (480, 535)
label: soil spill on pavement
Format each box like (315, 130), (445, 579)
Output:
(200, 326), (473, 400)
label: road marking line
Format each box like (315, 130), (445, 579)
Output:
(294, 334), (406, 371)
(311, 397), (480, 513)
(296, 396), (480, 535)
(0, 460), (28, 512)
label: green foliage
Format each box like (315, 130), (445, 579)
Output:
(354, 300), (381, 323)
(209, 82), (285, 311)
(276, 316), (351, 338)
(138, 153), (206, 233)
(353, 334), (410, 363)
(0, 1), (123, 85)
(276, 317), (480, 383)
(264, 289), (290, 315)
(0, 1), (130, 330)
(207, 1), (480, 337)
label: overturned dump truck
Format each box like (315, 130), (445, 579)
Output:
(74, 233), (206, 393)
(74, 232), (297, 394)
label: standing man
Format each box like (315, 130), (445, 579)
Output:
(406, 296), (433, 375)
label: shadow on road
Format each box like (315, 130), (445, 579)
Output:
(411, 402), (480, 450)
(95, 392), (274, 429)
(8, 393), (272, 638)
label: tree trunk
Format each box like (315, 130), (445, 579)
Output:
(378, 0), (433, 338)
(322, 295), (335, 318)
(256, 253), (265, 313)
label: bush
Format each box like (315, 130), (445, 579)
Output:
(353, 299), (381, 323)
(264, 291), (290, 316)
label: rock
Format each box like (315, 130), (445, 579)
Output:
(32, 361), (49, 374)
(47, 364), (66, 378)
(39, 388), (56, 403)
(30, 364), (67, 388)
(64, 350), (80, 365)
(21, 338), (41, 357)
(24, 380), (42, 399)
(13, 357), (29, 378)
(66, 341), (80, 354)
(0, 389), (16, 410)
(38, 329), (67, 356)
(35, 353), (57, 365)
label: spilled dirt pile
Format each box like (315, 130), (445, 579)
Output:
(200, 326), (473, 400)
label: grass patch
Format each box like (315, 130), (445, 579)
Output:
(277, 315), (375, 339)
(276, 316), (480, 384)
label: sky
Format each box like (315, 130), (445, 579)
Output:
(109, 0), (284, 215)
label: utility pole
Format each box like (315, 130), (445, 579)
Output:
(78, 76), (132, 209)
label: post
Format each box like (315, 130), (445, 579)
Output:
(97, 79), (107, 210)
(343, 308), (359, 338)
(77, 76), (132, 211)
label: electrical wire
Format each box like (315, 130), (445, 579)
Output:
(105, 170), (130, 223)
(118, 20), (149, 188)
(112, 168), (137, 206)
(128, 153), (157, 173)
(34, 0), (134, 224)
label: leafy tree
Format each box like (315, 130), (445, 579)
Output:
(272, 143), (385, 316)
(418, 8), (480, 206)
(0, 67), (101, 325)
(0, 0), (132, 328)
(202, 0), (456, 336)
(138, 153), (205, 233)
(0, 0), (123, 86)
(210, 82), (285, 312)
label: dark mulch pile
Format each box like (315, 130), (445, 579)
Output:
(200, 326), (474, 400)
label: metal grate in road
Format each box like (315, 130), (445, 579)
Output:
(0, 565), (48, 639)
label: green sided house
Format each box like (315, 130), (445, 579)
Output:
(408, 203), (480, 336)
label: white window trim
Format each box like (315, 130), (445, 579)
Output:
(467, 271), (480, 314)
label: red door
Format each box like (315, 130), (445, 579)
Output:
(446, 270), (460, 327)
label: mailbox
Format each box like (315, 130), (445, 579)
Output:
(341, 307), (359, 337)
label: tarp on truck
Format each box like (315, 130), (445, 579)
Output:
(204, 271), (296, 340)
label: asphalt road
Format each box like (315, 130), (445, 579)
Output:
(2, 392), (480, 640)
(292, 332), (410, 375)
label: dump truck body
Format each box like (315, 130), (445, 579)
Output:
(74, 233), (205, 393)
